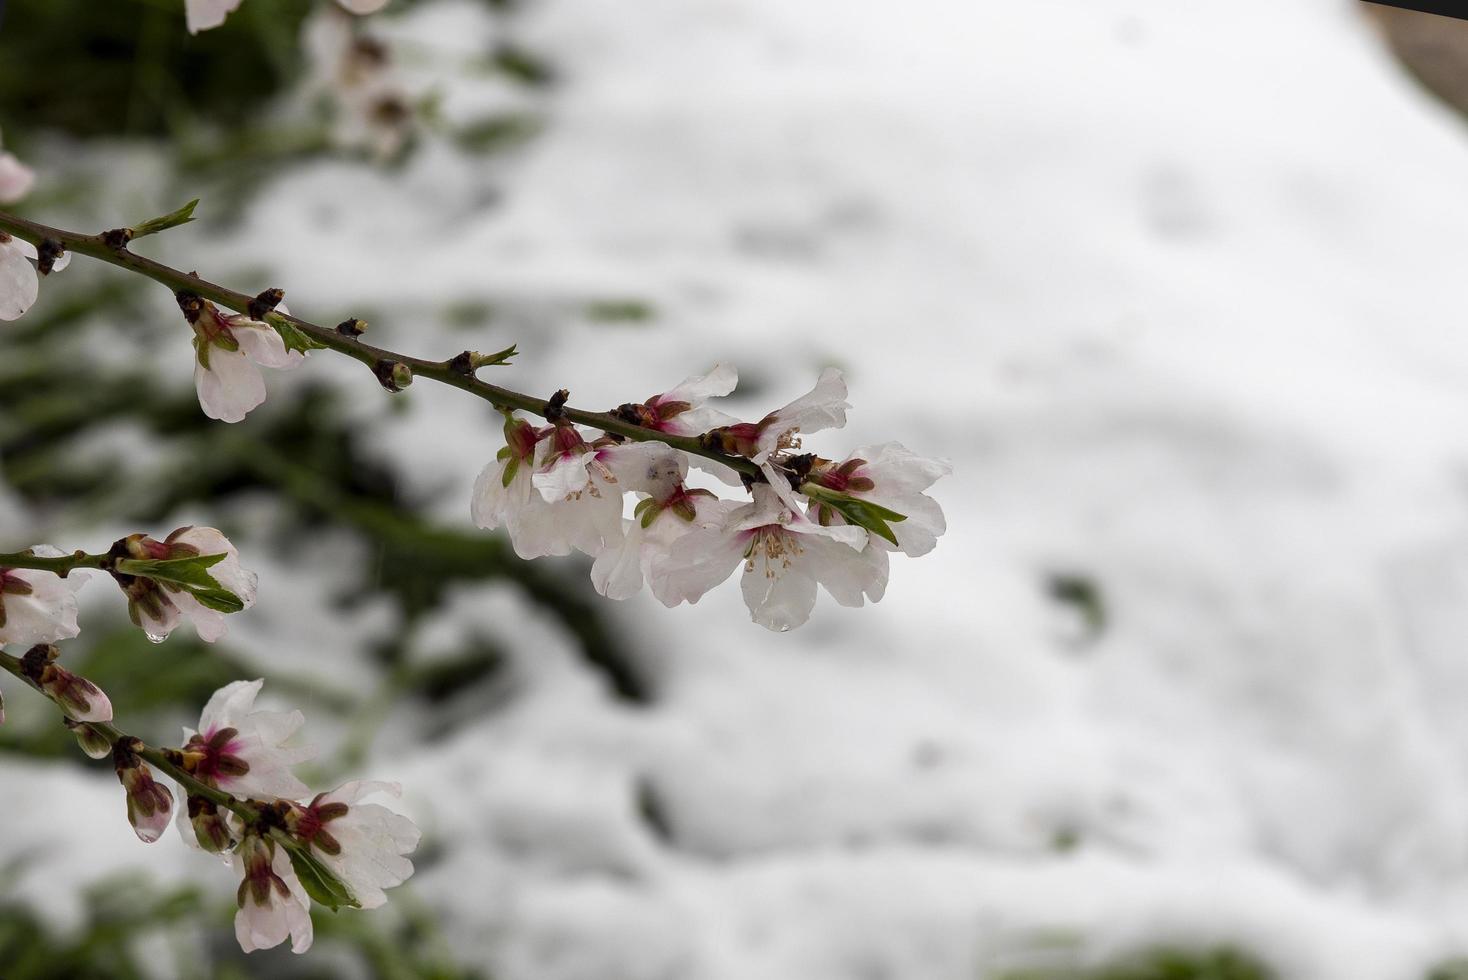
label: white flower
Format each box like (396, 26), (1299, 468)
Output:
(806, 442), (952, 557)
(471, 414), (547, 549)
(184, 297), (304, 423)
(592, 492), (736, 601)
(233, 834), (314, 954)
(518, 427), (667, 559)
(189, 0), (388, 33)
(0, 551), (83, 647)
(179, 680), (313, 802)
(649, 484), (886, 631)
(122, 526), (257, 643)
(288, 780), (420, 910)
(0, 235), (68, 322)
(629, 363), (739, 437)
(0, 129), (35, 204)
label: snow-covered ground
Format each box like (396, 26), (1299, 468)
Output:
(13, 0), (1468, 976)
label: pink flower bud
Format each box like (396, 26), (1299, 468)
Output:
(114, 739), (173, 844)
(20, 644), (112, 722)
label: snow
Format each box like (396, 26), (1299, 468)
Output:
(13, 0), (1468, 976)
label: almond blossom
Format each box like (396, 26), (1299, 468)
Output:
(177, 679), (313, 804)
(701, 367), (850, 500)
(286, 780), (420, 910)
(650, 484), (887, 631)
(619, 363), (739, 437)
(470, 413), (547, 554)
(234, 833), (314, 954)
(118, 526), (257, 643)
(592, 478), (735, 601)
(188, 0), (390, 34)
(0, 549), (83, 647)
(514, 427), (677, 559)
(805, 442), (952, 557)
(179, 295), (305, 423)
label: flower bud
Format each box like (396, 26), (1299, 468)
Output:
(188, 795), (236, 853)
(20, 644), (112, 722)
(114, 738), (173, 844)
(65, 719), (114, 759)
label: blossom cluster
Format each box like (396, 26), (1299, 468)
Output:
(472, 366), (950, 631)
(0, 533), (419, 955)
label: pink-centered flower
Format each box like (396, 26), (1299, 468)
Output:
(120, 526), (257, 643)
(592, 471), (735, 602)
(188, 0), (389, 34)
(233, 833), (314, 954)
(179, 680), (313, 803)
(806, 442), (952, 557)
(0, 548), (83, 648)
(513, 427), (672, 559)
(182, 296), (304, 423)
(649, 484), (886, 631)
(623, 363), (739, 437)
(471, 414), (547, 551)
(286, 780), (420, 910)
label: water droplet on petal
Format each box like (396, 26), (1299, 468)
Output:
(144, 631), (167, 645)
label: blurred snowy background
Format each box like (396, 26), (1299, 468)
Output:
(6, 0), (1468, 977)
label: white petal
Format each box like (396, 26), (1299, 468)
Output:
(186, 0), (244, 33)
(853, 441), (952, 495)
(741, 552), (818, 632)
(195, 347), (267, 423)
(659, 363), (738, 405)
(806, 535), (889, 607)
(337, 0), (391, 12)
(233, 321), (304, 371)
(756, 367), (849, 461)
(648, 526), (746, 607)
(0, 568), (81, 646)
(532, 452), (595, 502)
(0, 152), (35, 205)
(170, 592), (229, 643)
(199, 678), (263, 734)
(0, 243), (37, 322)
(600, 442), (686, 498)
(591, 520), (647, 600)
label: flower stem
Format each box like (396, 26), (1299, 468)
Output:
(0, 549), (112, 576)
(0, 209), (763, 480)
(0, 649), (254, 818)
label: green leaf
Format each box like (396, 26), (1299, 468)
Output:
(113, 553), (246, 614)
(267, 313), (327, 355)
(285, 842), (360, 911)
(800, 483), (907, 546)
(132, 199), (200, 239)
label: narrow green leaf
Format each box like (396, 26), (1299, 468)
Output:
(800, 484), (907, 546)
(267, 313), (327, 355)
(285, 844), (360, 911)
(132, 199), (200, 239)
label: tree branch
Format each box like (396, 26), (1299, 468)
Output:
(0, 648), (253, 817)
(0, 209), (763, 480)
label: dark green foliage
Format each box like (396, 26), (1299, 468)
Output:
(994, 946), (1277, 980)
